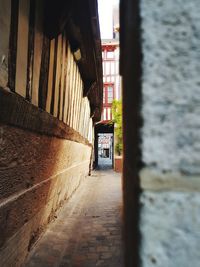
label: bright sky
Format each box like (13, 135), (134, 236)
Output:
(98, 0), (119, 39)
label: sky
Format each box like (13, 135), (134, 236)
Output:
(98, 0), (119, 39)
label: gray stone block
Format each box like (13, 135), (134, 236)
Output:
(141, 0), (200, 175)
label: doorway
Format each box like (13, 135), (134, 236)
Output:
(98, 133), (113, 168)
(94, 123), (114, 169)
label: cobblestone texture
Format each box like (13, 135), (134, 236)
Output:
(24, 169), (124, 267)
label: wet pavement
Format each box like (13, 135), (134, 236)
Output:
(24, 168), (124, 267)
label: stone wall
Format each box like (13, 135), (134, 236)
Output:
(0, 123), (92, 266)
(140, 1), (200, 266)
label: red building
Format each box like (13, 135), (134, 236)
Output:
(94, 39), (121, 168)
(101, 40), (121, 122)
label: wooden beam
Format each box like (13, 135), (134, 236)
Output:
(82, 98), (87, 138)
(75, 74), (82, 131)
(8, 0), (19, 91)
(62, 39), (68, 122)
(0, 87), (91, 147)
(69, 60), (76, 128)
(53, 34), (62, 117)
(31, 0), (44, 106)
(59, 33), (67, 121)
(78, 98), (83, 134)
(26, 0), (35, 101)
(85, 101), (90, 138)
(72, 65), (79, 129)
(46, 39), (55, 113)
(67, 51), (74, 126)
(15, 0), (30, 97)
(38, 35), (50, 110)
(63, 44), (71, 124)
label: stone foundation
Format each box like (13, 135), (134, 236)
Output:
(0, 123), (92, 266)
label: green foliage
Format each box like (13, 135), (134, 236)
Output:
(112, 99), (123, 156)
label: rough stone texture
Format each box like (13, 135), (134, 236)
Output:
(0, 124), (91, 200)
(141, 0), (200, 174)
(0, 0), (10, 88)
(0, 123), (92, 266)
(140, 191), (200, 267)
(140, 1), (200, 266)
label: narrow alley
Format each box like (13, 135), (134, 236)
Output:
(1, 0), (200, 266)
(24, 169), (124, 267)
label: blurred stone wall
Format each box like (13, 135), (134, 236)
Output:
(140, 1), (200, 266)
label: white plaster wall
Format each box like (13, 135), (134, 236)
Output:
(0, 0), (10, 88)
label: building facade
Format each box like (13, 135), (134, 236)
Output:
(94, 40), (121, 169)
(101, 40), (121, 122)
(0, 0), (102, 265)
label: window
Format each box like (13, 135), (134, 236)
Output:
(107, 51), (114, 59)
(103, 84), (114, 106)
(107, 86), (113, 103)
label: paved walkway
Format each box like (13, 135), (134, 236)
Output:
(98, 157), (112, 168)
(24, 168), (124, 267)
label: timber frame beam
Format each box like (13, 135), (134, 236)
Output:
(44, 0), (103, 122)
(0, 87), (92, 146)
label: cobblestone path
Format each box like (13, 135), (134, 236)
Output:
(24, 169), (124, 267)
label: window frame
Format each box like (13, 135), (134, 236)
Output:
(103, 83), (114, 106)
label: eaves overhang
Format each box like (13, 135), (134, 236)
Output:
(44, 0), (103, 122)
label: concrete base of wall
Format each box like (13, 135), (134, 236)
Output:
(0, 123), (92, 267)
